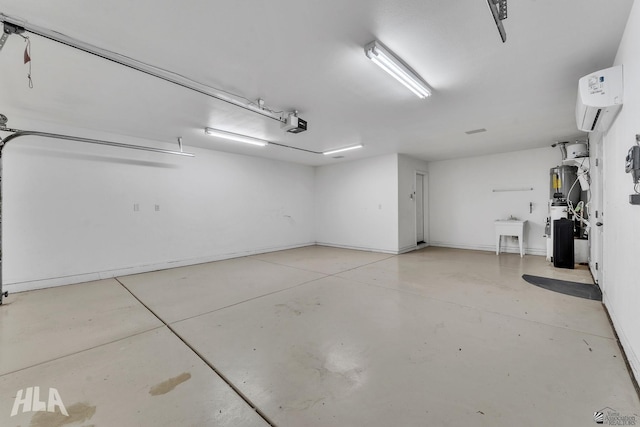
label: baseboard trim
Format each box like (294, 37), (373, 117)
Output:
(4, 242), (316, 293)
(315, 242), (400, 255)
(428, 241), (546, 256)
(4, 240), (545, 294)
(397, 242), (428, 254)
(602, 296), (640, 396)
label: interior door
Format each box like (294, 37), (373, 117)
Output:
(416, 173), (425, 244)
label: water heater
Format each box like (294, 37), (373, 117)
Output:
(550, 165), (580, 206)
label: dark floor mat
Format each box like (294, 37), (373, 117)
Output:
(522, 274), (603, 301)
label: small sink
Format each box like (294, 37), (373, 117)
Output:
(495, 220), (527, 257)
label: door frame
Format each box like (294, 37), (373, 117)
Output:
(414, 171), (429, 246)
(589, 134), (604, 285)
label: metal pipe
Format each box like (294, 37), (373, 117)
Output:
(0, 130), (195, 157)
(492, 187), (534, 192)
(0, 128), (194, 304)
(0, 13), (285, 124)
(552, 141), (568, 161)
(268, 141), (323, 155)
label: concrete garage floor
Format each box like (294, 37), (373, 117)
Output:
(0, 246), (638, 426)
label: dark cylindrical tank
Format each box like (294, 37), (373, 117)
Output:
(550, 165), (580, 206)
(553, 218), (575, 269)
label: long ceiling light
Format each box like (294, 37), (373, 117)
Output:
(487, 0), (507, 43)
(204, 128), (268, 147)
(364, 41), (431, 99)
(323, 144), (363, 156)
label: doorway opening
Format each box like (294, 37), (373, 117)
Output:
(415, 172), (428, 246)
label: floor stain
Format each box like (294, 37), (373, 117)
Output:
(275, 303), (302, 316)
(280, 396), (326, 411)
(149, 372), (191, 396)
(275, 297), (323, 317)
(29, 402), (96, 427)
(433, 321), (445, 334)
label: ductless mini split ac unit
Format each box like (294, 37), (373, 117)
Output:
(576, 65), (623, 133)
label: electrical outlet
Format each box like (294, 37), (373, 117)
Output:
(155, 205), (160, 211)
(133, 203), (139, 212)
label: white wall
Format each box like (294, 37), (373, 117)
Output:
(315, 154), (399, 253)
(3, 132), (315, 292)
(428, 147), (561, 255)
(398, 154), (429, 252)
(600, 0), (640, 381)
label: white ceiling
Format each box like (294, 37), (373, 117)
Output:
(0, 0), (634, 165)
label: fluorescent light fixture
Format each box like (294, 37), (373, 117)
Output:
(323, 144), (363, 156)
(364, 41), (431, 99)
(487, 0), (507, 43)
(204, 127), (268, 147)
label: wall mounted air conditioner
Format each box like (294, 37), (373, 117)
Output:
(576, 65), (623, 133)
